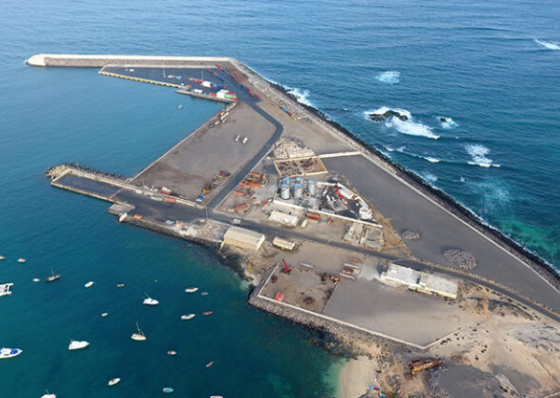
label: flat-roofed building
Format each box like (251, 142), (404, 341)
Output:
(380, 263), (458, 300)
(223, 226), (265, 251)
(268, 210), (299, 227)
(272, 236), (296, 251)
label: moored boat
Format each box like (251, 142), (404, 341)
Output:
(41, 392), (56, 398)
(206, 361), (214, 368)
(0, 255), (4, 260)
(85, 281), (94, 288)
(181, 314), (195, 320)
(45, 269), (60, 283)
(108, 377), (121, 386)
(185, 287), (198, 293)
(143, 295), (159, 306)
(0, 283), (14, 297)
(131, 322), (146, 341)
(68, 340), (89, 350)
(17, 258), (26, 263)
(116, 283), (125, 288)
(0, 347), (22, 359)
(167, 350), (177, 356)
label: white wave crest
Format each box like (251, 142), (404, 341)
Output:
(422, 171), (438, 183)
(375, 71), (400, 85)
(424, 156), (441, 163)
(465, 144), (500, 168)
(437, 116), (458, 129)
(386, 117), (440, 139)
(535, 39), (560, 51)
(285, 87), (312, 106)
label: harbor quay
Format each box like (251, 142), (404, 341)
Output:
(32, 54), (560, 396)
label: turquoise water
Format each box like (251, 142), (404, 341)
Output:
(2, 0), (560, 396)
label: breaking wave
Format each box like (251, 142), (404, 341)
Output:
(421, 171), (438, 183)
(285, 87), (313, 106)
(375, 71), (400, 85)
(386, 117), (440, 139)
(437, 116), (458, 129)
(465, 144), (500, 168)
(534, 39), (560, 51)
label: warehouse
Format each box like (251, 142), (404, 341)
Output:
(272, 236), (296, 251)
(268, 210), (299, 227)
(380, 263), (458, 300)
(223, 226), (266, 251)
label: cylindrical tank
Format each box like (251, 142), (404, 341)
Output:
(280, 183), (291, 200)
(293, 182), (303, 199)
(307, 179), (317, 196)
(282, 177), (291, 186)
(359, 206), (373, 220)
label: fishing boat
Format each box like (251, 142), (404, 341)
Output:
(84, 281), (94, 288)
(116, 283), (125, 288)
(181, 314), (195, 320)
(0, 348), (22, 359)
(210, 396), (224, 398)
(68, 340), (89, 350)
(206, 361), (214, 368)
(45, 269), (60, 283)
(202, 311), (213, 316)
(0, 283), (13, 297)
(185, 287), (198, 293)
(163, 387), (174, 393)
(167, 350), (177, 356)
(108, 378), (121, 386)
(131, 322), (147, 341)
(17, 258), (26, 263)
(143, 295), (159, 306)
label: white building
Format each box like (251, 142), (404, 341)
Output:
(380, 263), (458, 300)
(223, 226), (265, 251)
(268, 210), (299, 227)
(272, 237), (296, 251)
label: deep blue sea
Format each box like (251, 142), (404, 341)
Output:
(1, 0), (560, 397)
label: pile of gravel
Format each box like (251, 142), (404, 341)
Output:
(401, 229), (421, 241)
(442, 248), (477, 269)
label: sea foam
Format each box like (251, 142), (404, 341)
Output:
(386, 117), (440, 140)
(375, 71), (400, 85)
(437, 116), (458, 129)
(465, 144), (500, 168)
(285, 87), (313, 106)
(534, 39), (560, 51)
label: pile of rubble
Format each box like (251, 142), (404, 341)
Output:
(272, 138), (315, 160)
(443, 248), (477, 269)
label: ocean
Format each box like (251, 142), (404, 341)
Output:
(1, 0), (559, 396)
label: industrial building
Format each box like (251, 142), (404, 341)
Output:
(223, 226), (266, 251)
(268, 210), (299, 227)
(272, 236), (296, 251)
(380, 263), (458, 300)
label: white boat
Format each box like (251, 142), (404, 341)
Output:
(163, 387), (174, 393)
(41, 393), (56, 398)
(0, 283), (14, 297)
(0, 255), (4, 260)
(131, 322), (147, 341)
(143, 295), (159, 306)
(0, 347), (22, 359)
(85, 281), (94, 288)
(32, 278), (40, 282)
(185, 287), (199, 293)
(68, 340), (90, 350)
(101, 312), (109, 317)
(17, 258), (26, 263)
(181, 314), (195, 320)
(108, 377), (121, 386)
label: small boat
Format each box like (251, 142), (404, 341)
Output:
(17, 258), (26, 263)
(181, 314), (195, 320)
(85, 281), (94, 288)
(68, 340), (89, 350)
(177, 105), (183, 109)
(131, 322), (147, 341)
(143, 295), (159, 306)
(108, 378), (121, 386)
(163, 387), (174, 393)
(210, 396), (224, 398)
(32, 278), (40, 282)
(41, 392), (56, 398)
(0, 347), (22, 359)
(45, 269), (60, 283)
(0, 283), (14, 297)
(0, 255), (4, 260)
(206, 361), (214, 368)
(167, 350), (177, 356)
(185, 287), (198, 293)
(201, 292), (209, 296)
(202, 311), (213, 316)
(101, 312), (109, 317)
(116, 283), (125, 288)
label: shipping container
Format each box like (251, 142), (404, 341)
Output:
(134, 214), (143, 220)
(306, 212), (321, 221)
(163, 196), (177, 203)
(233, 203), (248, 211)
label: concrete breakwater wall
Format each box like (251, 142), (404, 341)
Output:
(27, 54), (234, 68)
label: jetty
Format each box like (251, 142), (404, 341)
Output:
(31, 54), (560, 351)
